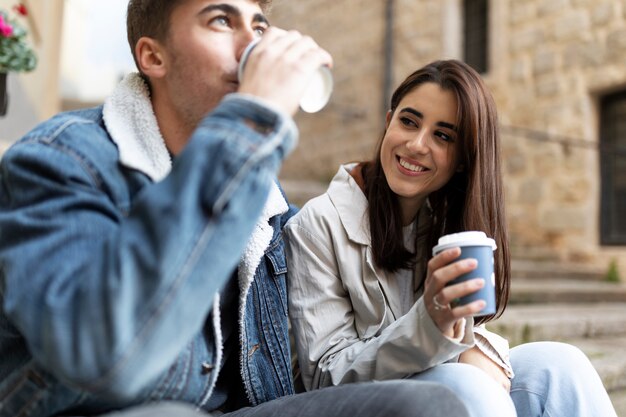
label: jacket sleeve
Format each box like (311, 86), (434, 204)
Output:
(0, 94), (297, 398)
(473, 325), (514, 378)
(285, 209), (474, 391)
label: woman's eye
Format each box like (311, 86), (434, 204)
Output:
(400, 117), (417, 128)
(435, 131), (453, 142)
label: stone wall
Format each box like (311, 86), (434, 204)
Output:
(269, 0), (626, 274)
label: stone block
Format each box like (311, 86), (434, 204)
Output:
(552, 177), (591, 203)
(505, 153), (528, 176)
(540, 207), (588, 231)
(592, 2), (615, 26)
(510, 27), (545, 53)
(553, 11), (590, 41)
(607, 29), (626, 56)
(533, 49), (558, 75)
(509, 2), (536, 26)
(538, 0), (570, 17)
(564, 41), (606, 68)
(519, 178), (545, 204)
(536, 75), (562, 97)
(510, 58), (530, 81)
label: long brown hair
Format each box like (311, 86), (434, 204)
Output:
(361, 59), (510, 323)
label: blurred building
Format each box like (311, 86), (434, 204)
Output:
(0, 0), (623, 274)
(270, 0), (626, 274)
(0, 0), (64, 146)
(0, 0), (133, 146)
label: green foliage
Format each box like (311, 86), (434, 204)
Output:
(0, 10), (37, 73)
(605, 258), (620, 283)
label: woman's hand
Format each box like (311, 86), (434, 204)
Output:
(459, 346), (511, 392)
(423, 247), (486, 337)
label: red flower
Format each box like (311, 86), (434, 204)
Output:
(0, 14), (14, 38)
(13, 3), (28, 17)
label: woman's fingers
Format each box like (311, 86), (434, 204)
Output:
(425, 248), (485, 333)
(428, 254), (477, 290)
(439, 278), (485, 304)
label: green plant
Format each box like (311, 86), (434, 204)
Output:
(605, 258), (620, 283)
(0, 4), (37, 73)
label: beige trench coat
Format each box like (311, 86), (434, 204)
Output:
(285, 164), (512, 391)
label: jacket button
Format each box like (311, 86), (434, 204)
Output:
(201, 362), (214, 375)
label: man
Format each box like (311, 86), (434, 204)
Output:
(0, 1), (471, 416)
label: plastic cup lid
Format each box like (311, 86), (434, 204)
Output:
(432, 231), (497, 256)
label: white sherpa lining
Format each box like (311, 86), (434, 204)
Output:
(102, 73), (289, 400)
(103, 73), (172, 182)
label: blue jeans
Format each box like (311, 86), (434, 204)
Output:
(411, 341), (617, 417)
(100, 380), (470, 417)
(509, 342), (617, 417)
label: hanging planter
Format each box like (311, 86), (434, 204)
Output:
(0, 4), (37, 117)
(0, 72), (6, 116)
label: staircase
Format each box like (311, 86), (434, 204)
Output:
(488, 260), (626, 416)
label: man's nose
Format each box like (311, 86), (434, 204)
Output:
(235, 30), (260, 62)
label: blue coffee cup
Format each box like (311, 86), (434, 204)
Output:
(432, 231), (497, 316)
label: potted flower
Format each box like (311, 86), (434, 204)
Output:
(0, 3), (37, 116)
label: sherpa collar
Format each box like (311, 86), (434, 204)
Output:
(102, 73), (288, 295)
(103, 73), (172, 182)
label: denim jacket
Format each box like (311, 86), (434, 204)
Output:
(0, 74), (297, 416)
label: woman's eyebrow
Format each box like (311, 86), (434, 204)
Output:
(399, 108), (423, 119)
(437, 121), (458, 131)
(399, 108), (457, 131)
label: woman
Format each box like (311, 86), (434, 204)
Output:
(285, 60), (617, 417)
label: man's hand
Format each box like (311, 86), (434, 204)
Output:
(459, 346), (511, 392)
(238, 28), (333, 116)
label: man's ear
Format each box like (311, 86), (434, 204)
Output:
(136, 37), (166, 79)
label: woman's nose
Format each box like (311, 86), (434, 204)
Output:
(406, 130), (429, 153)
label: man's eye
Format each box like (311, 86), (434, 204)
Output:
(210, 15), (230, 27)
(254, 25), (267, 36)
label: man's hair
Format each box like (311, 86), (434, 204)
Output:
(126, 0), (273, 72)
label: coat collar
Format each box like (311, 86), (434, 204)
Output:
(327, 163), (371, 245)
(102, 72), (172, 182)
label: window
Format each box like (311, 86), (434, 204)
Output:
(600, 90), (626, 245)
(463, 0), (489, 74)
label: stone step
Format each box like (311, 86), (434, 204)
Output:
(489, 304), (626, 402)
(487, 303), (626, 346)
(573, 337), (626, 392)
(511, 259), (608, 281)
(509, 279), (626, 304)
